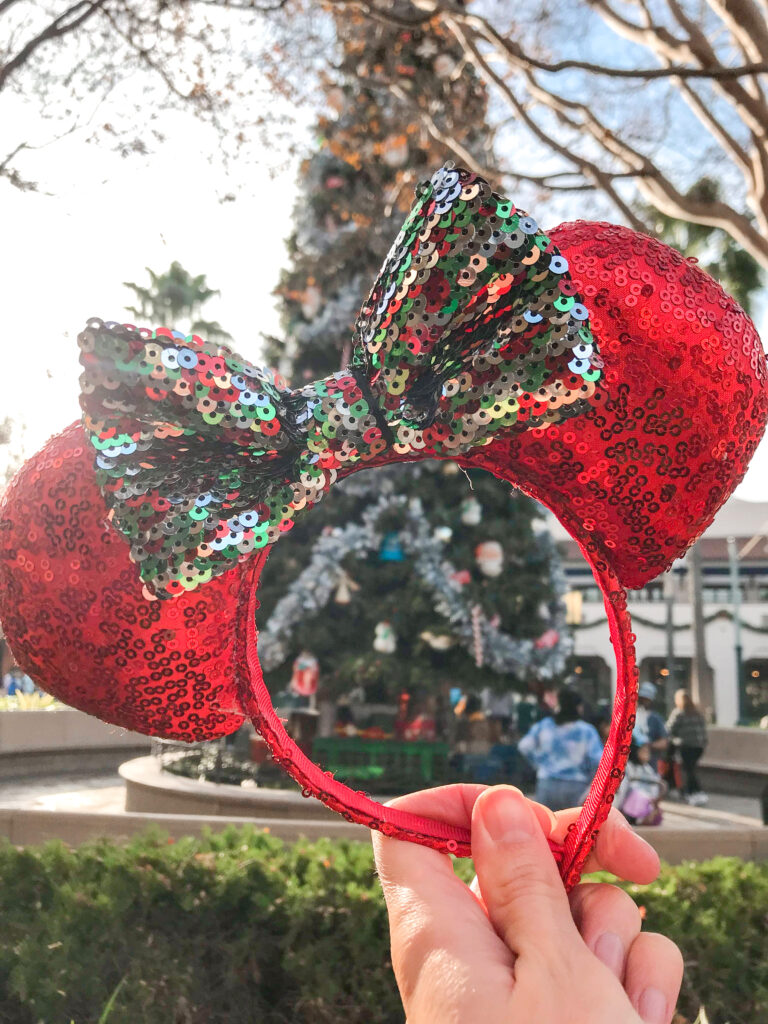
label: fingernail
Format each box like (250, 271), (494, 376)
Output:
(592, 931), (624, 978)
(638, 986), (668, 1024)
(480, 789), (536, 842)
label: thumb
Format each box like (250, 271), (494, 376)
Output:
(472, 786), (579, 956)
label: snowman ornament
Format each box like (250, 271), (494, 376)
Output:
(460, 497), (482, 526)
(373, 621), (397, 654)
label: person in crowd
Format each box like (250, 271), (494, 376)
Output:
(635, 682), (668, 770)
(618, 729), (667, 826)
(481, 686), (515, 742)
(334, 702), (358, 737)
(455, 693), (492, 753)
(451, 693), (493, 776)
(394, 692), (411, 741)
(3, 665), (25, 696)
(666, 689), (708, 805)
(404, 695), (438, 742)
(518, 686), (604, 811)
(593, 709), (612, 745)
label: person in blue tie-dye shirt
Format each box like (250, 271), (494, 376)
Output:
(518, 687), (604, 810)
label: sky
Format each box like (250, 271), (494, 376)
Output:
(0, 109), (304, 471)
(1, 56), (767, 502)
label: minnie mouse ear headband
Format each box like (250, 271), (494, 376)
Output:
(2, 164), (766, 888)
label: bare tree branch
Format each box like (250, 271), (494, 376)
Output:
(443, 13), (650, 231)
(666, 0), (768, 128)
(187, 0), (289, 8)
(0, 0), (109, 92)
(387, 82), (600, 192)
(0, 142), (37, 190)
(704, 0), (768, 66)
(333, 0), (768, 79)
(676, 77), (752, 178)
(99, 7), (209, 106)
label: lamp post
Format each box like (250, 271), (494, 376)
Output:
(564, 588), (583, 680)
(733, 520), (768, 721)
(726, 537), (744, 719)
(688, 541), (715, 721)
(662, 570), (676, 712)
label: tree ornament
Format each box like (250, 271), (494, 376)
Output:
(460, 497), (482, 525)
(433, 525), (452, 543)
(300, 285), (322, 319)
(290, 651), (319, 697)
(333, 570), (359, 605)
(475, 540), (504, 577)
(379, 530), (405, 562)
(255, 494), (568, 680)
(535, 628), (560, 650)
(434, 53), (456, 78)
(419, 630), (456, 650)
(326, 85), (346, 114)
(451, 568), (471, 586)
(471, 604), (484, 668)
(415, 38), (439, 59)
(382, 133), (409, 168)
(373, 621), (397, 654)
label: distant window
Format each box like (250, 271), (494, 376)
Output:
(574, 586), (601, 603)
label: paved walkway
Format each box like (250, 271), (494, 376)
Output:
(0, 773), (124, 811)
(1, 772), (762, 830)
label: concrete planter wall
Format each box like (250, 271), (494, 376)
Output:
(700, 725), (768, 797)
(0, 707), (151, 779)
(0, 707), (149, 754)
(120, 756), (339, 820)
(702, 726), (768, 765)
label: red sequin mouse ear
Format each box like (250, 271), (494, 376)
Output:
(461, 220), (768, 882)
(497, 219), (768, 587)
(0, 423), (256, 741)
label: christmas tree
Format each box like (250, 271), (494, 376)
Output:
(256, 4), (570, 723)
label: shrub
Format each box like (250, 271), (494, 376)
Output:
(0, 830), (763, 1023)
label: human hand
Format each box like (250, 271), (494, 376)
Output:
(373, 785), (683, 1024)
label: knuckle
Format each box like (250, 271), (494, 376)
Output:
(491, 858), (563, 916)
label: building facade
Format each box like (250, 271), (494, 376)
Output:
(550, 498), (768, 726)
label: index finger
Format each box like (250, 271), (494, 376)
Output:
(551, 806), (660, 884)
(378, 786), (659, 885)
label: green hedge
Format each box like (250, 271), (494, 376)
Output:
(0, 828), (764, 1024)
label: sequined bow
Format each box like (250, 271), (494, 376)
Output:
(79, 164), (602, 599)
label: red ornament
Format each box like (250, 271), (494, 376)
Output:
(534, 628), (560, 650)
(290, 652), (319, 697)
(450, 569), (471, 586)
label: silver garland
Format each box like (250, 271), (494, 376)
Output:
(258, 490), (572, 680)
